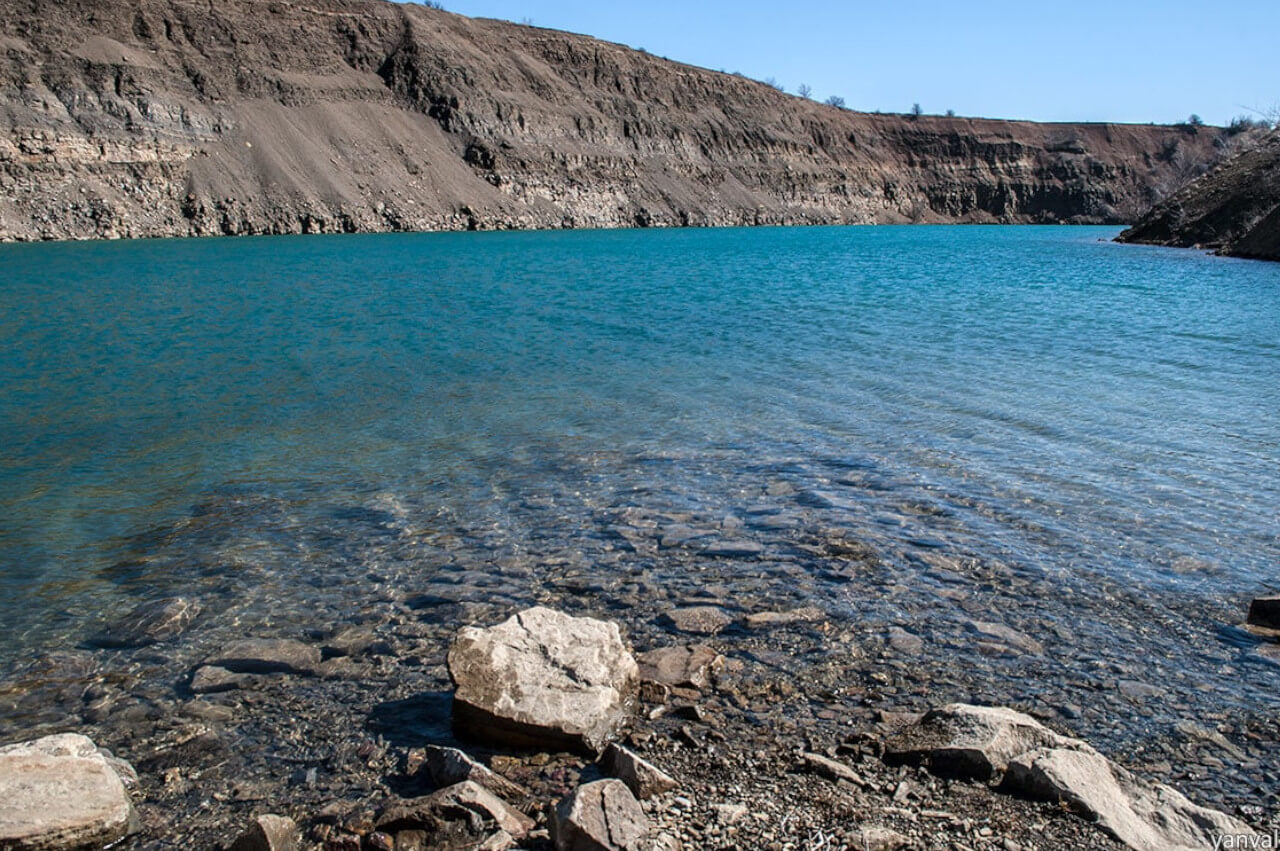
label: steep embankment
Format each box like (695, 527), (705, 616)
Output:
(1117, 131), (1280, 261)
(0, 0), (1229, 240)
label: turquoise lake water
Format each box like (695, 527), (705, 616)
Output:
(2, 225), (1279, 657)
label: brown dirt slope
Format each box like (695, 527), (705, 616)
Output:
(0, 0), (1234, 240)
(1117, 131), (1280, 261)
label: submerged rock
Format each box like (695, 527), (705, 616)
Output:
(0, 733), (136, 850)
(551, 779), (650, 851)
(600, 743), (677, 800)
(229, 814), (300, 851)
(448, 606), (639, 755)
(203, 638), (321, 675)
(662, 606), (732, 635)
(885, 703), (1258, 851)
(91, 596), (201, 647)
(742, 606), (824, 629)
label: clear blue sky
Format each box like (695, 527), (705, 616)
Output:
(426, 0), (1277, 126)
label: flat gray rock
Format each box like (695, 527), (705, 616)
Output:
(636, 645), (721, 690)
(1005, 745), (1258, 851)
(799, 752), (863, 786)
(203, 638), (321, 675)
(229, 814), (300, 851)
(190, 665), (253, 694)
(884, 703), (1082, 780)
(551, 778), (650, 851)
(448, 607), (638, 755)
(600, 744), (676, 800)
(742, 607), (824, 629)
(0, 733), (136, 850)
(887, 704), (1259, 851)
(965, 620), (1044, 655)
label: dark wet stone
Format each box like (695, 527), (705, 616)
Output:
(91, 597), (201, 647)
(1248, 597), (1280, 630)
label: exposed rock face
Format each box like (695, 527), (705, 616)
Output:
(0, 733), (136, 850)
(551, 779), (650, 851)
(448, 606), (639, 755)
(0, 0), (1226, 242)
(884, 704), (1257, 851)
(1117, 131), (1280, 261)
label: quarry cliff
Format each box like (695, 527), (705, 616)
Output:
(0, 0), (1235, 240)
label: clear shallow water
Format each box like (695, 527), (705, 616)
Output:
(1, 225), (1279, 654)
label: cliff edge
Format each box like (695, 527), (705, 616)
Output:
(1116, 131), (1280, 261)
(0, 0), (1230, 240)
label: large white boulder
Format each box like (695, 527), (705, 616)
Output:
(448, 607), (638, 754)
(0, 733), (136, 850)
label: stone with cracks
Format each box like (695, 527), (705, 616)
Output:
(662, 607), (731, 635)
(1005, 745), (1258, 851)
(551, 779), (650, 851)
(883, 703), (1073, 779)
(420, 745), (529, 800)
(600, 744), (677, 800)
(377, 781), (534, 839)
(886, 704), (1259, 851)
(448, 607), (639, 755)
(0, 733), (136, 851)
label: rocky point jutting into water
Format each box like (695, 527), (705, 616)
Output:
(1117, 130), (1280, 262)
(0, 0), (1238, 241)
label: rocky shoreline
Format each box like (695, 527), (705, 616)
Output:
(3, 588), (1277, 850)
